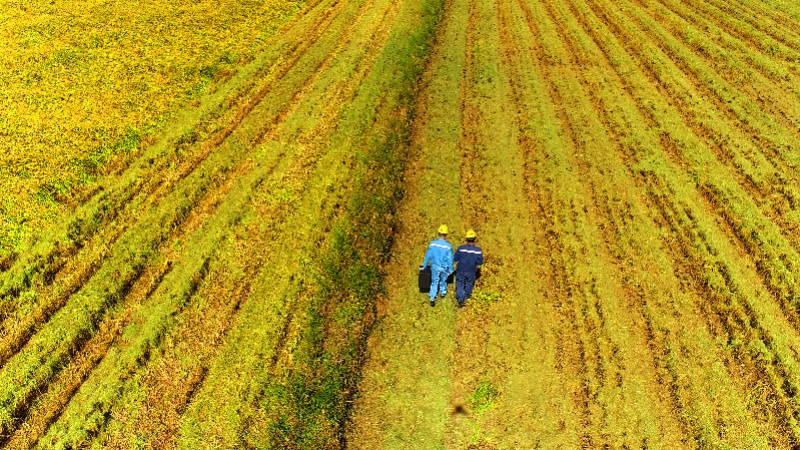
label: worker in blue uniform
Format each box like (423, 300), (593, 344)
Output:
(454, 229), (483, 308)
(422, 224), (454, 307)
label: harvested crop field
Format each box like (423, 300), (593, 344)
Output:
(4, 0), (800, 448)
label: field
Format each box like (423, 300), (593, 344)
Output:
(5, 0), (800, 448)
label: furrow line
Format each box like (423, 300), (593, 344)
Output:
(512, 0), (605, 444)
(534, 0), (698, 444)
(646, 185), (800, 445)
(610, 0), (800, 170)
(23, 0), (344, 333)
(90, 249), (256, 448)
(495, 0), (594, 444)
(681, 0), (800, 73)
(2, 147), (272, 440)
(0, 69), (297, 369)
(214, 1), (410, 445)
(629, 0), (800, 144)
(528, 0), (716, 444)
(565, 0), (800, 442)
(38, 0), (401, 441)
(642, 0), (800, 215)
(174, 0), (432, 444)
(33, 181), (252, 447)
(129, 2), (415, 439)
(0, 1), (345, 352)
(648, 0), (800, 118)
(727, 0), (800, 47)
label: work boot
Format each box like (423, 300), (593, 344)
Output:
(430, 299), (435, 307)
(458, 300), (465, 308)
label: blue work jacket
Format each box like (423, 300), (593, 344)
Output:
(422, 238), (453, 272)
(454, 243), (483, 275)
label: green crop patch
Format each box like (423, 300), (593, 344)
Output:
(470, 379), (499, 415)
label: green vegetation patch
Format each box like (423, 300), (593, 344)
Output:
(471, 379), (500, 415)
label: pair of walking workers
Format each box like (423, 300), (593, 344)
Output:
(421, 225), (483, 307)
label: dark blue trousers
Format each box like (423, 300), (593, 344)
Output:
(456, 272), (476, 304)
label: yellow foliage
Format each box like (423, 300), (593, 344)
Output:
(0, 0), (305, 253)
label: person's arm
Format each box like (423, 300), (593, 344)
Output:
(477, 249), (484, 266)
(422, 244), (432, 268)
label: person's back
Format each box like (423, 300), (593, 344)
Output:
(425, 237), (453, 268)
(455, 243), (483, 275)
(454, 229), (483, 307)
(422, 225), (453, 306)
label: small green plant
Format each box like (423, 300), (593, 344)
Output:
(470, 379), (499, 414)
(469, 290), (504, 312)
(470, 290), (504, 305)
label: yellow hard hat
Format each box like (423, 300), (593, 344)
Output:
(465, 229), (477, 239)
(437, 224), (449, 235)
